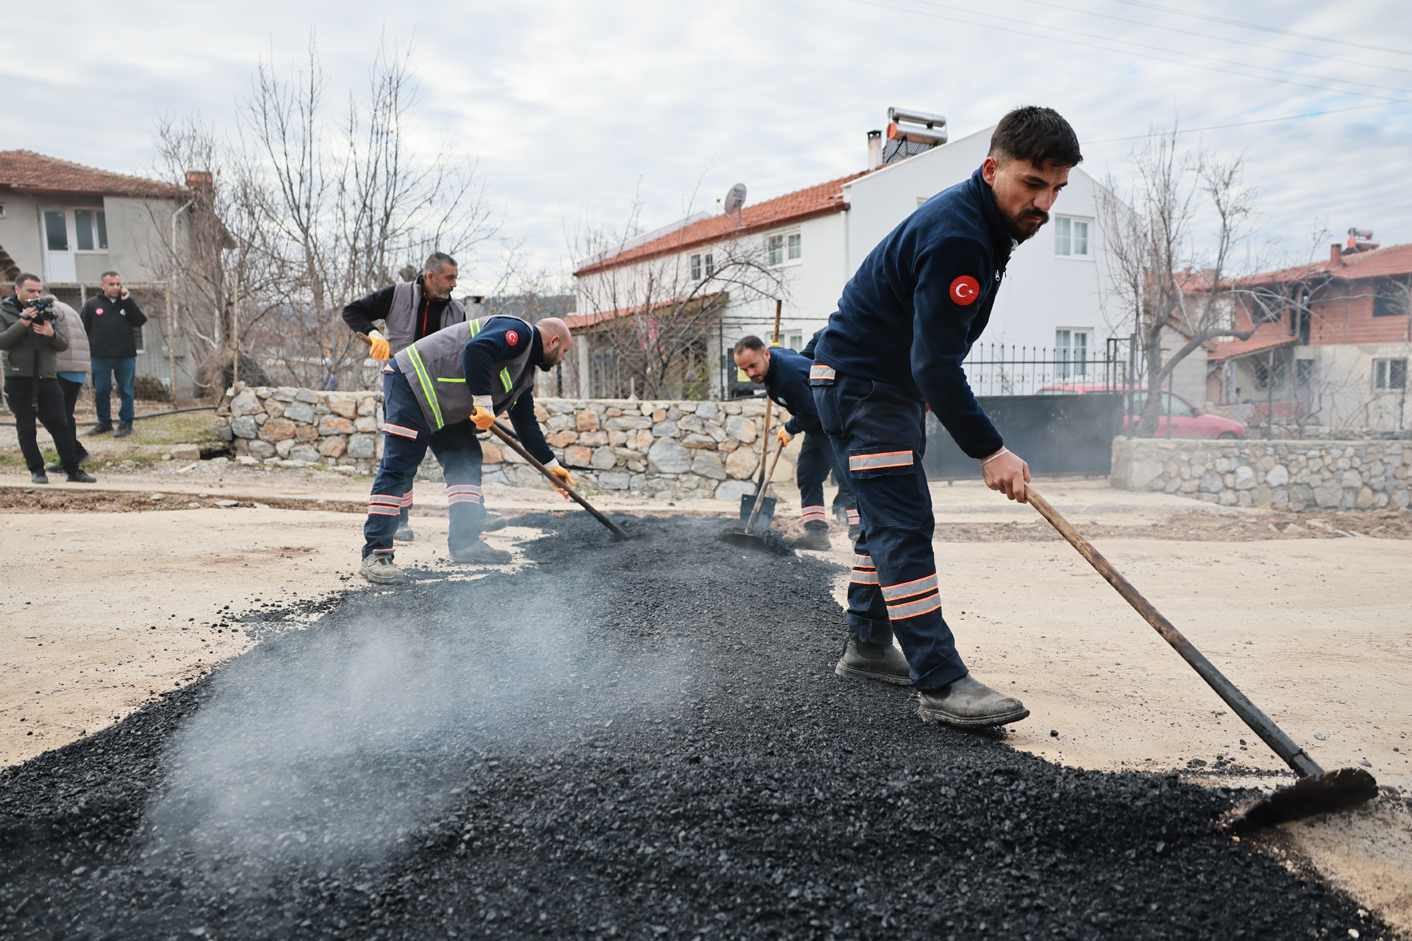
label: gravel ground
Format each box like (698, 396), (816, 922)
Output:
(0, 514), (1396, 940)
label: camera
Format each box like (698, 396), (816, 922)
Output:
(22, 294), (57, 323)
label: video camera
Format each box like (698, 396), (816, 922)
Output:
(21, 294), (57, 324)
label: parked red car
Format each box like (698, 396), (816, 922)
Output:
(1037, 384), (1246, 439)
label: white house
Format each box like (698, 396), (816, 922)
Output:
(571, 121), (1139, 400)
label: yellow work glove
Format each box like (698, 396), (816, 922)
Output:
(548, 465), (575, 498)
(469, 406), (497, 431)
(365, 331), (391, 361)
(776, 428), (792, 446)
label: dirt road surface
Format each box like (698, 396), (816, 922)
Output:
(1, 467), (1409, 933)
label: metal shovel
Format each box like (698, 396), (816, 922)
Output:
(1026, 485), (1378, 830)
(720, 433), (787, 551)
(485, 423), (639, 541)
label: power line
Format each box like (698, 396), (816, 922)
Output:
(895, 0), (1412, 98)
(1106, 0), (1412, 60)
(1083, 99), (1410, 144)
(1014, 0), (1412, 78)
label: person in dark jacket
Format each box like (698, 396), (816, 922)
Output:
(811, 106), (1081, 727)
(47, 292), (92, 472)
(1, 274), (93, 483)
(80, 271), (146, 438)
(342, 252), (506, 541)
(732, 335), (857, 550)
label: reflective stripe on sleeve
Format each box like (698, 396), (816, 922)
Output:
(382, 422), (421, 439)
(849, 450), (914, 472)
(881, 573), (938, 602)
(809, 364), (836, 381)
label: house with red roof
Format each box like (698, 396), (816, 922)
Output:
(0, 151), (200, 392)
(570, 121), (1126, 402)
(1208, 234), (1412, 433)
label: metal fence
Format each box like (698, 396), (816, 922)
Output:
(960, 338), (1134, 396)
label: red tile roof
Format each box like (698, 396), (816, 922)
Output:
(0, 150), (184, 199)
(574, 173), (868, 277)
(564, 292), (724, 332)
(1235, 241), (1412, 288)
(1207, 324), (1300, 362)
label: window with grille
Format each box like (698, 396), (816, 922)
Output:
(1373, 358), (1406, 391)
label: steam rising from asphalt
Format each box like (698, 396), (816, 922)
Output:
(142, 574), (688, 880)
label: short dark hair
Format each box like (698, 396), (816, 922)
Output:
(14, 273), (41, 289)
(425, 252), (458, 274)
(989, 106), (1082, 169)
(100, 270), (121, 281)
(733, 335), (766, 357)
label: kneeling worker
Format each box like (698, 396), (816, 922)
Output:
(360, 316), (574, 584)
(732, 335), (856, 551)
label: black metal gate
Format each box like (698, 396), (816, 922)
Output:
(921, 340), (1132, 480)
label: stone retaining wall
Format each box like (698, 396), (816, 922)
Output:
(1111, 437), (1410, 510)
(216, 387), (799, 500)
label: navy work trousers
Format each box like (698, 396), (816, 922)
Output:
(363, 368), (486, 558)
(814, 374), (967, 689)
(795, 430), (856, 531)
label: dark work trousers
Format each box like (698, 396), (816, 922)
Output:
(4, 376), (82, 474)
(363, 368), (486, 559)
(382, 368), (415, 530)
(795, 430), (856, 531)
(58, 377), (91, 463)
(814, 374), (967, 689)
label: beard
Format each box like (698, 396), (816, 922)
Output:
(1001, 206), (1049, 243)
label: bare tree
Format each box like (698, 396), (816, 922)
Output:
(1098, 128), (1258, 435)
(570, 196), (789, 399)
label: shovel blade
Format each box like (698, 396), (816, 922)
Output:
(739, 493), (778, 523)
(1225, 766), (1379, 832)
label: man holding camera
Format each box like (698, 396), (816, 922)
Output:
(80, 271), (146, 438)
(1, 274), (94, 483)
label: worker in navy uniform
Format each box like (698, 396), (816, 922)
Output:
(359, 315), (574, 584)
(810, 106), (1081, 727)
(731, 335), (856, 550)
(342, 252), (506, 542)
(801, 327), (860, 536)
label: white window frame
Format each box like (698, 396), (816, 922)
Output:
(1055, 328), (1093, 379)
(704, 252), (714, 278)
(73, 209), (108, 252)
(1054, 215), (1092, 259)
(690, 253), (702, 281)
(785, 332), (803, 350)
(768, 230), (802, 268)
(1373, 358), (1406, 391)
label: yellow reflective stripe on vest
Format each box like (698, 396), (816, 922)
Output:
(500, 368), (513, 392)
(436, 377), (465, 382)
(405, 345), (444, 429)
(468, 318), (482, 337)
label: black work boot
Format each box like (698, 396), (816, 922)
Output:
(30, 469), (49, 485)
(86, 423), (113, 436)
(917, 675), (1029, 728)
(449, 540), (512, 564)
(66, 469), (96, 483)
(834, 633), (911, 686)
(394, 522), (416, 542)
(787, 528), (831, 551)
(114, 423), (133, 438)
(482, 511), (508, 532)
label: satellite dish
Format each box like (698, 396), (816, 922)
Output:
(723, 183), (747, 216)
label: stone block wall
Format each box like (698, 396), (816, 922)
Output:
(215, 388), (798, 500)
(1111, 437), (1410, 510)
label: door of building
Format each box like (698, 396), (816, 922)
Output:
(41, 208), (76, 282)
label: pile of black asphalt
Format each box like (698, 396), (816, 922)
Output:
(0, 514), (1392, 940)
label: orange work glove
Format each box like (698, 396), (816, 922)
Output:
(776, 428), (792, 447)
(367, 336), (391, 361)
(469, 406), (496, 431)
(548, 465), (574, 498)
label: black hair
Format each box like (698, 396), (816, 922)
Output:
(988, 106), (1083, 168)
(732, 335), (766, 356)
(14, 272), (41, 288)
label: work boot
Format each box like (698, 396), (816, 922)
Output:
(394, 522), (416, 542)
(834, 633), (911, 686)
(48, 451), (88, 473)
(449, 540), (513, 564)
(114, 423), (133, 438)
(360, 549), (407, 585)
(30, 469), (49, 485)
(482, 511), (507, 532)
(86, 423), (113, 436)
(917, 675), (1029, 728)
(66, 469), (96, 483)
(787, 528), (831, 551)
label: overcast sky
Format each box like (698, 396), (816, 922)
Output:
(6, 0), (1410, 288)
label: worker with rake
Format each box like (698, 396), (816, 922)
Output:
(359, 315), (574, 584)
(811, 106), (1082, 727)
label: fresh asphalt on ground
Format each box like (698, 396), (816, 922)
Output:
(0, 513), (1395, 940)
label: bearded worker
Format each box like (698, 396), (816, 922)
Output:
(810, 106), (1082, 727)
(360, 316), (574, 584)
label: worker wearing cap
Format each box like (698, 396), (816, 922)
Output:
(810, 106), (1081, 727)
(360, 315), (574, 584)
(342, 251), (506, 542)
(732, 335), (856, 551)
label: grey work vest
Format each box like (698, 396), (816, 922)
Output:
(384, 280), (466, 354)
(394, 317), (536, 431)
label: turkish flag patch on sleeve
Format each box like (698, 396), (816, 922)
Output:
(506, 330), (519, 346)
(949, 276), (980, 305)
